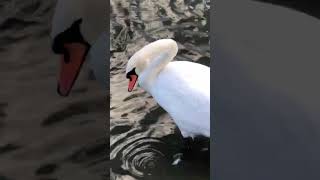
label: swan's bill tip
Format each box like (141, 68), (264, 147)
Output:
(57, 84), (70, 97)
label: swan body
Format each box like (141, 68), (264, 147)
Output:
(151, 61), (210, 137)
(126, 39), (210, 138)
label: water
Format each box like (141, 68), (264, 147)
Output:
(110, 0), (210, 179)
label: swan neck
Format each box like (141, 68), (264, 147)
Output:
(139, 52), (174, 91)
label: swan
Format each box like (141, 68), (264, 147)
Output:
(126, 39), (210, 138)
(51, 0), (107, 96)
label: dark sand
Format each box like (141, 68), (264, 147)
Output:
(110, 0), (210, 179)
(0, 0), (108, 179)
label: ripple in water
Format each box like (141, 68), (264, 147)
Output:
(111, 125), (210, 180)
(110, 125), (181, 179)
(117, 137), (166, 177)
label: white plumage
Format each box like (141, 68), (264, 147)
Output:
(126, 39), (210, 138)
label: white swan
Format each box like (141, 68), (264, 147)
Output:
(51, 0), (107, 96)
(126, 39), (210, 138)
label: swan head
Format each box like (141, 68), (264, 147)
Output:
(125, 39), (178, 92)
(51, 0), (106, 96)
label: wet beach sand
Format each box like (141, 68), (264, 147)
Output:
(110, 0), (210, 179)
(0, 0), (108, 179)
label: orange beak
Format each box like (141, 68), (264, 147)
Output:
(57, 42), (88, 96)
(128, 74), (138, 92)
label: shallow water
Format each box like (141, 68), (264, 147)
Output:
(110, 0), (210, 179)
(0, 0), (107, 179)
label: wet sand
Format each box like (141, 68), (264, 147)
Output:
(110, 0), (210, 179)
(0, 0), (108, 179)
